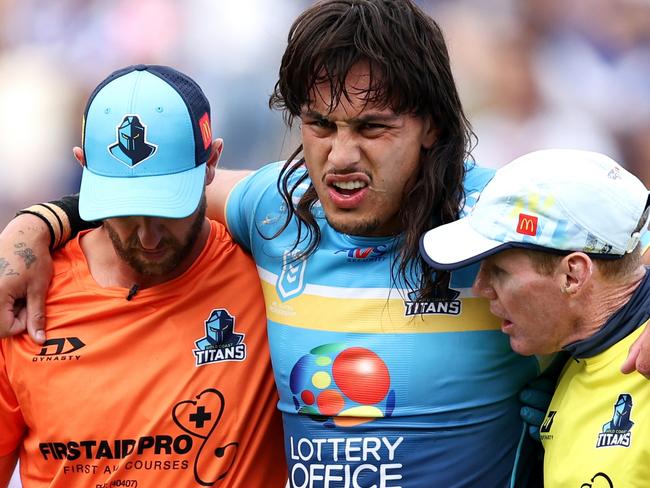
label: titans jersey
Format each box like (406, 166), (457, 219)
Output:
(226, 162), (544, 488)
(542, 270), (650, 488)
(0, 221), (285, 487)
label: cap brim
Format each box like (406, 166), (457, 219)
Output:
(79, 163), (206, 221)
(419, 217), (510, 270)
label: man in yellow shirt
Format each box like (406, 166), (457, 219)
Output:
(421, 149), (650, 487)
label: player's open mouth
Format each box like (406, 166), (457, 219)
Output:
(489, 305), (513, 333)
(501, 319), (514, 332)
(325, 174), (370, 209)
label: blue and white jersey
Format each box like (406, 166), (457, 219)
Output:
(226, 162), (543, 488)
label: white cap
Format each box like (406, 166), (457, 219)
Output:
(420, 149), (650, 270)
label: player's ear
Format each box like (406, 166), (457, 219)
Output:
(73, 147), (86, 168)
(559, 252), (593, 295)
(205, 139), (223, 186)
(421, 117), (438, 150)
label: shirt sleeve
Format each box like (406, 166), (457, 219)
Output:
(0, 343), (25, 457)
(224, 162), (285, 252)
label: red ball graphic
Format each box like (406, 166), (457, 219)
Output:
(317, 389), (345, 416)
(332, 347), (390, 404)
(301, 390), (315, 405)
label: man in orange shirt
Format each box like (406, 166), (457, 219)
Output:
(0, 65), (285, 487)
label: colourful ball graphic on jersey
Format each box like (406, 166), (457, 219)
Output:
(289, 343), (395, 427)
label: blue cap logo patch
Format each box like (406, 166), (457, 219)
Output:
(108, 114), (157, 167)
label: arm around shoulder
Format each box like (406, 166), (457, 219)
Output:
(620, 245), (650, 377)
(0, 213), (55, 344)
(206, 169), (252, 224)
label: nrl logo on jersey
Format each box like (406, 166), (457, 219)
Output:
(277, 249), (307, 302)
(596, 393), (634, 448)
(193, 309), (247, 367)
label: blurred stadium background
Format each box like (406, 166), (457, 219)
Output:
(2, 0), (650, 231)
(2, 0), (650, 483)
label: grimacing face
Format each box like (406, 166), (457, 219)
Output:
(472, 249), (571, 356)
(104, 197), (206, 278)
(300, 62), (436, 237)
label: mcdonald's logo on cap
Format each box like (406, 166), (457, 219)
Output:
(517, 213), (538, 236)
(199, 112), (212, 150)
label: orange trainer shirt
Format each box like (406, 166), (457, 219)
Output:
(0, 220), (286, 487)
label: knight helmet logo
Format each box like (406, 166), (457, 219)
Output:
(603, 393), (634, 432)
(196, 309), (243, 349)
(596, 393), (634, 448)
(109, 114), (157, 167)
(193, 309), (247, 366)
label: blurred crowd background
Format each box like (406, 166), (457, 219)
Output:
(1, 0), (650, 230)
(2, 0), (650, 485)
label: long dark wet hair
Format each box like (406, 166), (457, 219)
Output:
(268, 0), (475, 301)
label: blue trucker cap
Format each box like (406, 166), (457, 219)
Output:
(79, 64), (213, 221)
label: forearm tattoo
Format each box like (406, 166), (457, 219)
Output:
(0, 242), (38, 277)
(13, 242), (36, 269)
(0, 258), (19, 277)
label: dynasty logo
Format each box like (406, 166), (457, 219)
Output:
(541, 411), (556, 433)
(596, 393), (634, 448)
(193, 309), (246, 367)
(33, 337), (85, 362)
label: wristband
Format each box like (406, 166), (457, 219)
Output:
(15, 204), (69, 251)
(54, 194), (98, 241)
(16, 196), (99, 251)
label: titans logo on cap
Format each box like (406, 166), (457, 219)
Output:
(108, 114), (157, 167)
